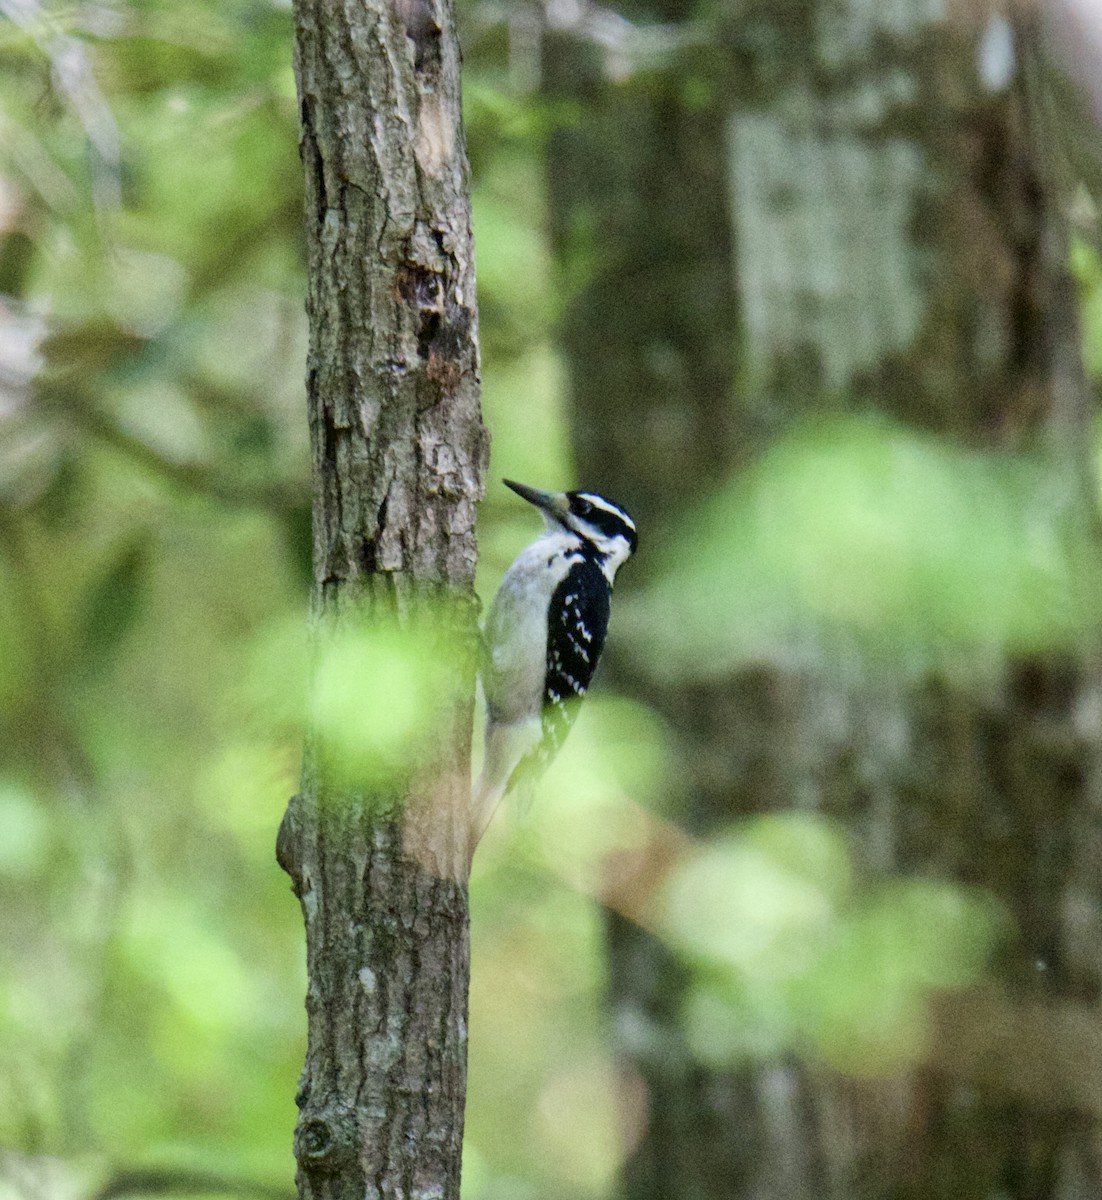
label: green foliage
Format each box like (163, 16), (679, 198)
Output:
(0, 0), (309, 1190)
(0, 0), (585, 1195)
(662, 816), (1003, 1073)
(310, 621), (466, 792)
(4, 3), (1102, 1200)
(79, 532), (151, 668)
(637, 415), (1102, 679)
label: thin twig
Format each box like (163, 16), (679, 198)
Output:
(94, 1168), (294, 1200)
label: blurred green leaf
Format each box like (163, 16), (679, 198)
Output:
(311, 622), (458, 792)
(636, 415), (1102, 678)
(662, 817), (1005, 1077)
(0, 781), (50, 878)
(80, 532), (150, 667)
(659, 817), (847, 979)
(790, 880), (1003, 1074)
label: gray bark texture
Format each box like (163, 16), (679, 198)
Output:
(547, 2), (1102, 1198)
(277, 0), (488, 1196)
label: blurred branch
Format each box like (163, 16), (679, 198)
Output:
(45, 387), (306, 514)
(0, 0), (120, 212)
(462, 0), (708, 87)
(88, 408), (301, 509)
(94, 1168), (294, 1200)
(540, 0), (699, 81)
(0, 113), (79, 212)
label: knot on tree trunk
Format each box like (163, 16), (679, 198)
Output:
(294, 1107), (360, 1177)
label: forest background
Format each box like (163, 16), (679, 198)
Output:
(5, 0), (1102, 1198)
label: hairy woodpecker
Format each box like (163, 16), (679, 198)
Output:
(470, 479), (638, 853)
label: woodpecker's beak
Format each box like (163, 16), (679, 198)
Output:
(503, 479), (570, 524)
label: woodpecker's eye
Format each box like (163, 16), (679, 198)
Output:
(574, 498), (593, 517)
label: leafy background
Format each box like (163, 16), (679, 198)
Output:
(0, 1), (1099, 1198)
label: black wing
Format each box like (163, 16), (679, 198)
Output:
(508, 557), (610, 791)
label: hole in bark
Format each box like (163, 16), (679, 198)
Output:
(395, 263), (447, 366)
(425, 304), (475, 393)
(395, 262), (439, 308)
(396, 0), (442, 73)
(418, 309), (442, 363)
(414, 24), (442, 73)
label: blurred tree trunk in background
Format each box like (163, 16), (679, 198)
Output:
(547, 3), (1102, 1198)
(277, 0), (487, 1197)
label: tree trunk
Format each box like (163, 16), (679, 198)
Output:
(547, 4), (1102, 1198)
(277, 0), (487, 1197)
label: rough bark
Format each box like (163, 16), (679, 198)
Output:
(277, 0), (487, 1197)
(547, 3), (1102, 1198)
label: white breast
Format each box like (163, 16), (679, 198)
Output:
(483, 531), (582, 724)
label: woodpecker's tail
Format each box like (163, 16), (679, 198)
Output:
(469, 768), (505, 863)
(469, 718), (540, 860)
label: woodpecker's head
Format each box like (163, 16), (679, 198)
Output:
(504, 479), (638, 577)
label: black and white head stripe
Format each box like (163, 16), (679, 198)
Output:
(566, 491), (638, 553)
(500, 478), (638, 562)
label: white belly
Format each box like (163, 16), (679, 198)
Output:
(483, 533), (580, 724)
